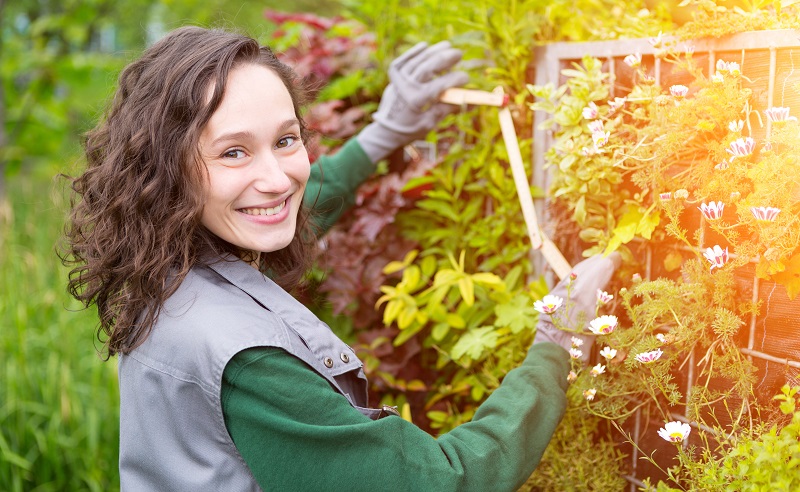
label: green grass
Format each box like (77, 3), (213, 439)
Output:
(1, 176), (120, 491)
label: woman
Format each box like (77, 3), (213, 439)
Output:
(64, 26), (616, 491)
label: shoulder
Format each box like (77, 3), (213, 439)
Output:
(129, 265), (292, 377)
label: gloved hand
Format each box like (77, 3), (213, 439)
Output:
(533, 253), (621, 361)
(356, 41), (469, 163)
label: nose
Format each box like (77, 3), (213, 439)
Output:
(252, 152), (291, 195)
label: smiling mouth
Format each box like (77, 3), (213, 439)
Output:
(238, 199), (286, 216)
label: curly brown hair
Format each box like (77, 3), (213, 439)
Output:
(62, 27), (316, 357)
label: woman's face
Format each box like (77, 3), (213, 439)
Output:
(198, 63), (309, 256)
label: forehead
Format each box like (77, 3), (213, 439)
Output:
(203, 64), (295, 138)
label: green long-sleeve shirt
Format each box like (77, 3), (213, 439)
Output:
(221, 343), (569, 490)
(304, 138), (377, 235)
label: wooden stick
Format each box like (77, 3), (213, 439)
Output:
(439, 88), (508, 107)
(439, 87), (573, 279)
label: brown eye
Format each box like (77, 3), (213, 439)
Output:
(276, 136), (297, 149)
(222, 149), (245, 159)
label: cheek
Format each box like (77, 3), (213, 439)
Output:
(291, 148), (311, 186)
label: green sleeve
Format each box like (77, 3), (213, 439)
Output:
(304, 138), (377, 235)
(221, 343), (570, 491)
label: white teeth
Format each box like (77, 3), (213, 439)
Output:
(241, 200), (285, 216)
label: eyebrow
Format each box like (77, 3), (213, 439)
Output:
(209, 118), (300, 148)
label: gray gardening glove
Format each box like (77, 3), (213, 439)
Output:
(533, 253), (621, 361)
(356, 41), (469, 163)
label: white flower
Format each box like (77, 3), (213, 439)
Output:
(570, 336), (584, 347)
(751, 206), (780, 222)
(716, 59), (740, 76)
(592, 131), (610, 148)
(699, 201), (724, 221)
(534, 294), (563, 314)
(596, 289), (614, 305)
(587, 120), (605, 133)
(726, 137), (755, 159)
(580, 146), (596, 157)
(711, 71), (724, 84)
(599, 346), (617, 360)
(567, 370), (578, 383)
(583, 388), (597, 401)
(590, 363), (606, 377)
(635, 348), (663, 364)
(658, 421), (691, 442)
(715, 159), (731, 170)
(674, 189), (689, 201)
(728, 120), (744, 133)
(703, 245), (729, 270)
(588, 315), (618, 335)
(582, 102), (599, 119)
(670, 85), (688, 98)
(656, 333), (667, 343)
(765, 107), (798, 123)
(623, 53), (642, 68)
(569, 347), (583, 359)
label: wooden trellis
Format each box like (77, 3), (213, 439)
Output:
(530, 29), (800, 489)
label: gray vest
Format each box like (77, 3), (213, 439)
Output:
(119, 258), (386, 491)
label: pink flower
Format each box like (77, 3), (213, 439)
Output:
(750, 206), (780, 222)
(583, 388), (597, 401)
(715, 159), (731, 170)
(765, 107), (798, 123)
(703, 245), (729, 270)
(624, 53), (642, 68)
(635, 348), (663, 364)
(582, 102), (599, 119)
(588, 315), (618, 335)
(670, 85), (688, 98)
(569, 348), (583, 359)
(658, 421), (691, 442)
(726, 137), (755, 159)
(699, 201), (724, 220)
(567, 371), (578, 383)
(596, 289), (614, 305)
(660, 192), (672, 201)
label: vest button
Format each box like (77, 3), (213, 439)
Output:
(323, 357), (334, 368)
(340, 352), (350, 363)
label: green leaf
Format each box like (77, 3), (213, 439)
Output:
(494, 294), (538, 334)
(451, 326), (499, 360)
